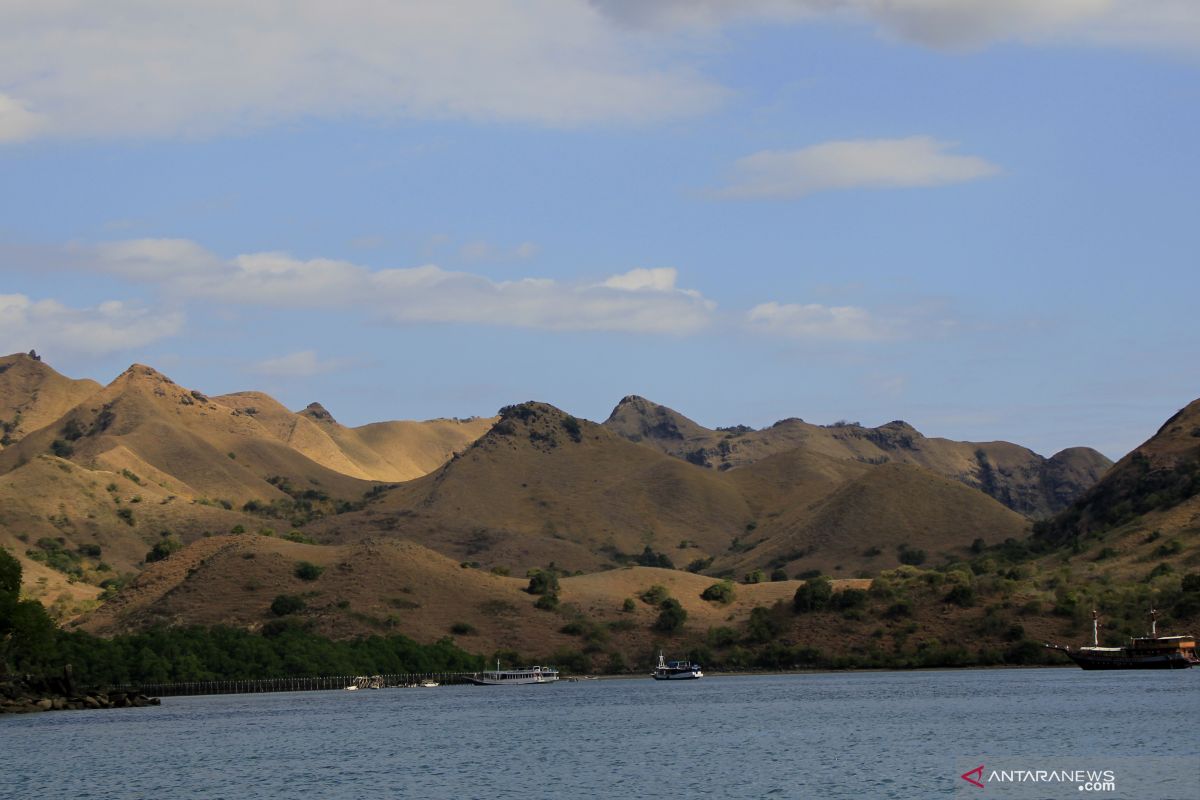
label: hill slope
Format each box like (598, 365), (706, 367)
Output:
(316, 401), (1029, 579)
(0, 352), (101, 449)
(1032, 398), (1200, 572)
(604, 395), (1110, 517)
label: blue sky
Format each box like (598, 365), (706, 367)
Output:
(1, 1), (1197, 459)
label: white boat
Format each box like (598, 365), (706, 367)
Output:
(651, 651), (703, 680)
(419, 680), (439, 688)
(469, 661), (559, 685)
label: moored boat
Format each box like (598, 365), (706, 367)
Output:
(1046, 610), (1198, 670)
(469, 662), (559, 685)
(651, 651), (703, 680)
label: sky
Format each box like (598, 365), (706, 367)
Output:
(0, 1), (1197, 460)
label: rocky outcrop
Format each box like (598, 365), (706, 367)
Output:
(0, 668), (159, 714)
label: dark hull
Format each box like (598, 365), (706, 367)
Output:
(1066, 651), (1194, 670)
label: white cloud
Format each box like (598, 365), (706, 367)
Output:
(252, 350), (351, 379)
(747, 301), (892, 340)
(0, 93), (47, 143)
(716, 136), (999, 199)
(0, 294), (182, 356)
(0, 1), (724, 143)
(592, 0), (1200, 51)
(601, 267), (680, 292)
(83, 239), (716, 335)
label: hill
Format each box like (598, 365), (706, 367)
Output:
(1031, 398), (1200, 574)
(603, 395), (1110, 518)
(314, 401), (1029, 580)
(315, 402), (755, 572)
(0, 352), (100, 450)
(214, 394), (492, 483)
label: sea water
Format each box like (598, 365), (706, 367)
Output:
(2, 668), (1196, 799)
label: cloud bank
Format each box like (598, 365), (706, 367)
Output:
(84, 240), (717, 336)
(716, 137), (1000, 199)
(1, 2), (1194, 144)
(0, 294), (182, 357)
(0, 0), (722, 143)
(591, 0), (1200, 51)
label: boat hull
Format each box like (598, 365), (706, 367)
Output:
(1066, 651), (1194, 670)
(651, 669), (703, 680)
(468, 675), (558, 685)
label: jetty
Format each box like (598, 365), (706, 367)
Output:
(115, 670), (481, 697)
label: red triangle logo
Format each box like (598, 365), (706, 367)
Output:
(961, 764), (985, 788)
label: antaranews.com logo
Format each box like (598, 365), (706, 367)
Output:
(961, 764), (1116, 793)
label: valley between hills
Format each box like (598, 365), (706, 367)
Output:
(1, 350), (1197, 676)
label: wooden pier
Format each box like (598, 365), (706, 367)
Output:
(114, 671), (477, 697)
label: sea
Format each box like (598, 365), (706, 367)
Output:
(2, 668), (1196, 799)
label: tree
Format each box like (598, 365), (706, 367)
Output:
(271, 595), (306, 616)
(746, 606), (783, 644)
(145, 537), (182, 563)
(0, 551), (59, 673)
(793, 575), (833, 613)
(654, 598), (687, 633)
(294, 561), (324, 581)
(527, 569), (559, 595)
(700, 581), (735, 604)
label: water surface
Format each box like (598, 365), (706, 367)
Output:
(3, 668), (1196, 799)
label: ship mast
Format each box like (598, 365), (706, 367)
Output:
(1092, 609), (1099, 646)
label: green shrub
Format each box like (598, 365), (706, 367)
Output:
(534, 593), (560, 611)
(144, 537), (182, 563)
(654, 598), (687, 633)
(830, 588), (868, 611)
(50, 439), (74, 458)
(450, 622), (476, 635)
(622, 598), (636, 612)
(294, 561), (324, 581)
(944, 584), (976, 607)
(745, 605), (783, 644)
(527, 569), (560, 595)
(700, 581), (736, 604)
(898, 544), (926, 566)
(270, 595), (306, 616)
(640, 585), (669, 605)
(116, 507), (134, 526)
(743, 569), (766, 584)
(793, 576), (833, 612)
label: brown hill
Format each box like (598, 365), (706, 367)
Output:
(728, 462), (1029, 578)
(1036, 400), (1195, 551)
(0, 364), (373, 505)
(0, 352), (100, 449)
(315, 401), (1028, 580)
(603, 395), (1110, 517)
(74, 534), (1099, 673)
(211, 394), (493, 483)
(0, 358), (485, 608)
(74, 533), (876, 662)
(317, 402), (755, 572)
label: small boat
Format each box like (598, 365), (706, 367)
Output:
(1046, 610), (1198, 670)
(469, 661), (559, 686)
(651, 651), (703, 680)
(419, 680), (439, 688)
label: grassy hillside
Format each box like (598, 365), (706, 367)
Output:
(604, 395), (1111, 518)
(314, 401), (1031, 581)
(0, 352), (100, 450)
